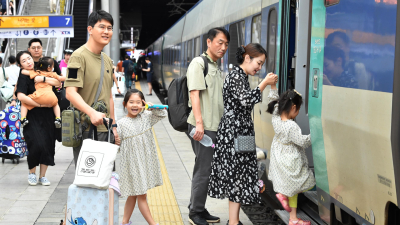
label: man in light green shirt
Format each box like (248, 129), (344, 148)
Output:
(186, 27), (230, 225)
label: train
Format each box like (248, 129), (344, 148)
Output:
(145, 0), (400, 224)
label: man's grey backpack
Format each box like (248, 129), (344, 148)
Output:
(167, 56), (208, 132)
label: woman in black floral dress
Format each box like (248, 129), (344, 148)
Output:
(208, 44), (278, 225)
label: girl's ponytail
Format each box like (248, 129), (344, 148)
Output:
(267, 100), (278, 114)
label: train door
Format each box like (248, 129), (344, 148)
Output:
(278, 0), (314, 168)
(308, 0), (399, 224)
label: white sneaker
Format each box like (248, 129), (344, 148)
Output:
(28, 173), (37, 186)
(38, 177), (51, 186)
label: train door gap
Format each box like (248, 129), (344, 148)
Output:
(278, 0), (297, 92)
(287, 2), (297, 90)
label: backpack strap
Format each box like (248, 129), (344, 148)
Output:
(2, 67), (6, 81)
(200, 55), (209, 88)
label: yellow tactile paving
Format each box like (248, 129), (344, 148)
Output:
(134, 81), (185, 225)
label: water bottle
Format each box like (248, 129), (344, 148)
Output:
(189, 128), (215, 148)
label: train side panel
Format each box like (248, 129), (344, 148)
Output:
(309, 0), (398, 224)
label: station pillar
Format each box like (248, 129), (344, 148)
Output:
(110, 0), (120, 65)
(101, 0), (111, 57)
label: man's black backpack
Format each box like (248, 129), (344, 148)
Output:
(128, 61), (135, 74)
(167, 56), (208, 132)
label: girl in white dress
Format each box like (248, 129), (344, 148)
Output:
(117, 89), (167, 225)
(266, 84), (315, 225)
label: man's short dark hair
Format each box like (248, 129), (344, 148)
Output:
(326, 31), (349, 46)
(125, 55), (130, 59)
(207, 27), (230, 42)
(8, 55), (16, 64)
(145, 57), (151, 61)
(88, 10), (114, 27)
(28, 38), (42, 48)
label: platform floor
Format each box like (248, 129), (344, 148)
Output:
(0, 80), (251, 225)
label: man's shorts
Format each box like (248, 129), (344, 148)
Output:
(147, 73), (153, 83)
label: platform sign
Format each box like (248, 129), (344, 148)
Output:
(0, 16), (74, 38)
(0, 16), (49, 28)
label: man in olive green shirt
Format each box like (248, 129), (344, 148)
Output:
(65, 10), (120, 166)
(186, 27), (230, 225)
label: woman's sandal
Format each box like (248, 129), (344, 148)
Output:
(288, 218), (311, 225)
(276, 193), (292, 212)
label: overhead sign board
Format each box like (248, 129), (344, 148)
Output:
(0, 16), (74, 38)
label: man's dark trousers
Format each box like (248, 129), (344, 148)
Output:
(188, 124), (217, 215)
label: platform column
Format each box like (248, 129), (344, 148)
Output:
(109, 0), (120, 65)
(101, 0), (111, 56)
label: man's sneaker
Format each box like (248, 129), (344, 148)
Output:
(38, 177), (51, 186)
(189, 213), (208, 225)
(21, 118), (29, 128)
(55, 118), (61, 128)
(28, 173), (37, 186)
(200, 209), (220, 223)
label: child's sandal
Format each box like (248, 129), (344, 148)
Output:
(288, 219), (311, 225)
(276, 193), (291, 212)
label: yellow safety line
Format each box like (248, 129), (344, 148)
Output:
(135, 81), (184, 225)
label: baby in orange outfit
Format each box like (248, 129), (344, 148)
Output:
(20, 57), (66, 128)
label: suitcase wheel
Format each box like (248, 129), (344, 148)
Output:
(1, 158), (4, 163)
(16, 158), (20, 164)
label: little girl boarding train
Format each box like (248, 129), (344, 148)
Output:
(267, 84), (316, 225)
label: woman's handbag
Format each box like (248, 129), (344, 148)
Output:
(131, 71), (136, 80)
(73, 118), (119, 189)
(234, 135), (256, 153)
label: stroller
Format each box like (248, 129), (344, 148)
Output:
(0, 105), (28, 164)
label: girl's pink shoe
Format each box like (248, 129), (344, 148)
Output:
(288, 219), (311, 225)
(276, 193), (291, 212)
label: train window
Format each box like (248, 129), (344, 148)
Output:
(202, 34), (208, 53)
(266, 9), (277, 73)
(252, 15), (262, 43)
(187, 40), (193, 65)
(228, 21), (245, 70)
(194, 37), (201, 57)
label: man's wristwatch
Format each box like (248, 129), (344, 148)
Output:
(117, 87), (119, 89)
(111, 124), (117, 128)
(11, 99), (16, 102)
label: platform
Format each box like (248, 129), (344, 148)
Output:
(0, 80), (251, 225)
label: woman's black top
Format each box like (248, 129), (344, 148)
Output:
(16, 71), (56, 169)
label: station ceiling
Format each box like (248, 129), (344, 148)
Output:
(119, 0), (200, 49)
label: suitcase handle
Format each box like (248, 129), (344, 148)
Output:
(88, 118), (113, 141)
